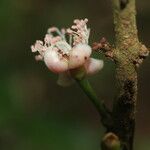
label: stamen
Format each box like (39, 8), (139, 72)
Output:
(67, 28), (80, 36)
(69, 34), (73, 46)
(48, 27), (65, 40)
(31, 18), (90, 65)
(47, 27), (58, 33)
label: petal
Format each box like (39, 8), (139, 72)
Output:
(44, 48), (69, 73)
(69, 44), (92, 69)
(35, 55), (43, 61)
(57, 72), (74, 87)
(84, 58), (104, 75)
(31, 45), (37, 52)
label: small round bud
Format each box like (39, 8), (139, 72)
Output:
(101, 132), (121, 150)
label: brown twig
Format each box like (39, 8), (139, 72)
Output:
(110, 0), (149, 150)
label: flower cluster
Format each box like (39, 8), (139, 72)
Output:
(31, 19), (104, 86)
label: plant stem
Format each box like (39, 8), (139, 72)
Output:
(76, 78), (112, 128)
(111, 0), (139, 150)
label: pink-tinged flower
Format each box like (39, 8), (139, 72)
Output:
(31, 19), (104, 86)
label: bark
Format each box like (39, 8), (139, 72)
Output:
(111, 0), (139, 150)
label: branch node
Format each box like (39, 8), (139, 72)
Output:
(133, 44), (149, 67)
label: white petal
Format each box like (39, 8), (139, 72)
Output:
(84, 58), (104, 75)
(69, 44), (92, 69)
(57, 72), (74, 87)
(44, 48), (69, 73)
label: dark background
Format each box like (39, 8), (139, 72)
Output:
(0, 0), (150, 149)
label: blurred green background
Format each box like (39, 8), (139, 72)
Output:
(0, 0), (150, 149)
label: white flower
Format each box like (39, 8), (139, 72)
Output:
(31, 18), (104, 86)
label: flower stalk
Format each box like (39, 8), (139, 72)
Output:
(75, 77), (112, 128)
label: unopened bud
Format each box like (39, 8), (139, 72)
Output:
(101, 132), (121, 150)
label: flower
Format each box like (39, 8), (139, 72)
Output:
(31, 18), (104, 86)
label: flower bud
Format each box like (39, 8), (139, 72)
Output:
(101, 132), (121, 150)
